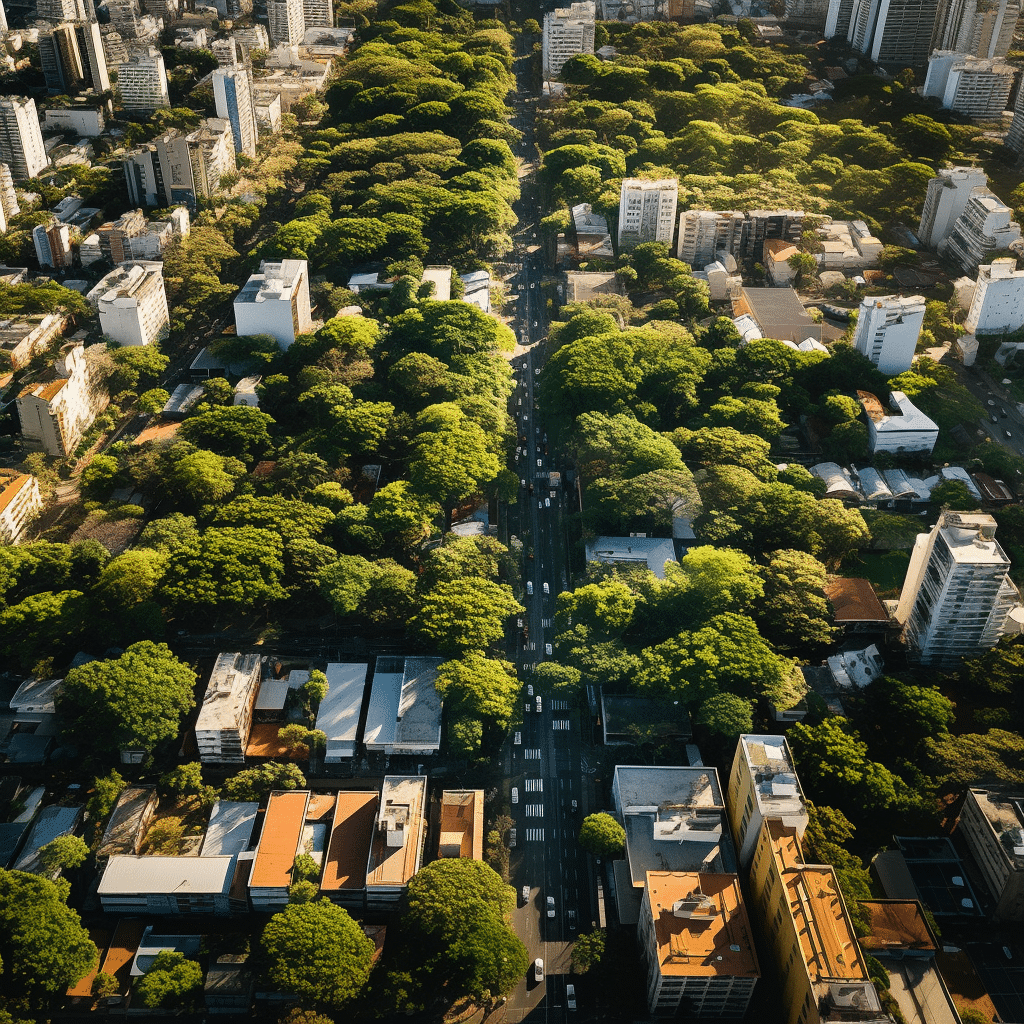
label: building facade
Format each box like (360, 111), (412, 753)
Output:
(895, 511), (1020, 666)
(847, 0), (939, 64)
(965, 258), (1024, 333)
(302, 0), (332, 27)
(858, 390), (939, 455)
(618, 178), (678, 250)
(267, 0), (305, 45)
(124, 131), (195, 209)
(676, 210), (745, 268)
(233, 258), (312, 349)
(542, 2), (595, 80)
(941, 188), (1022, 272)
(923, 52), (1015, 117)
(918, 166), (988, 247)
(958, 788), (1024, 921)
(0, 97), (49, 180)
(213, 67), (259, 158)
(933, 0), (1020, 56)
(186, 118), (234, 198)
(0, 471), (42, 545)
(33, 219), (72, 269)
(116, 47), (170, 111)
(92, 262), (169, 347)
(851, 293), (925, 373)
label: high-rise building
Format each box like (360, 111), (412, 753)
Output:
(676, 210), (745, 268)
(77, 20), (111, 92)
(958, 788), (1024, 922)
(917, 165), (988, 247)
(851, 293), (926, 374)
(95, 208), (147, 262)
(847, 0), (939, 65)
(541, 1), (595, 81)
(923, 52), (1015, 117)
(0, 163), (18, 222)
(1004, 86), (1024, 152)
(33, 219), (72, 268)
(0, 471), (42, 546)
(186, 118), (234, 198)
(618, 178), (678, 251)
(124, 130), (195, 209)
(0, 0), (8, 33)
(234, 259), (312, 349)
(740, 209), (804, 258)
(90, 262), (170, 347)
(941, 187), (1022, 272)
(39, 21), (109, 95)
(36, 0), (87, 20)
(302, 0), (331, 27)
(965, 258), (1024, 333)
(213, 67), (258, 158)
(0, 97), (49, 180)
(933, 0), (1020, 57)
(267, 0), (304, 45)
(895, 511), (1020, 666)
(116, 47), (170, 111)
(638, 871), (759, 1019)
(211, 37), (245, 66)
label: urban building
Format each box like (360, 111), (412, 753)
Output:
(315, 662), (370, 762)
(618, 178), (678, 250)
(0, 97), (49, 180)
(320, 791), (378, 908)
(638, 871), (759, 1019)
(740, 209), (805, 258)
(194, 653), (262, 765)
(233, 24), (271, 52)
(932, 0), (1020, 56)
(16, 344), (108, 456)
(0, 471), (42, 545)
(267, 0), (305, 45)
(233, 258), (312, 349)
(302, 0), (331, 26)
(32, 219), (72, 269)
(851, 293), (926, 373)
(363, 656), (443, 755)
(763, 240), (800, 285)
(749, 818), (885, 1024)
(923, 52), (1015, 117)
(676, 210), (745, 268)
(825, 0), (856, 36)
(14, 805), (83, 873)
(249, 790), (310, 910)
(846, 0), (939, 64)
(95, 787), (159, 860)
(941, 187), (1022, 272)
(0, 0), (7, 29)
(91, 262), (169, 347)
(116, 47), (170, 111)
(186, 118), (234, 198)
(173, 25), (208, 48)
(213, 67), (259, 158)
(43, 105), (105, 137)
(255, 91), (283, 132)
(964, 258), (1024, 333)
(726, 734), (808, 870)
(958, 788), (1024, 921)
(0, 164), (19, 223)
(0, 312), (66, 370)
(438, 790), (484, 860)
(94, 208), (146, 262)
(211, 37), (245, 67)
(1005, 84), (1024, 152)
(365, 775), (426, 907)
(815, 219), (884, 269)
(38, 21), (109, 95)
(918, 166), (988, 246)
(542, 1), (595, 81)
(98, 856), (247, 914)
(858, 390), (939, 455)
(37, 0), (88, 19)
(124, 131), (195, 209)
(895, 511), (1020, 665)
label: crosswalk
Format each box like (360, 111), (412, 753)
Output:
(525, 828), (545, 842)
(551, 699), (569, 710)
(524, 748), (542, 759)
(525, 803), (544, 817)
(553, 719), (571, 730)
(524, 778), (543, 792)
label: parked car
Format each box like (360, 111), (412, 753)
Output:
(567, 983), (576, 1010)
(546, 896), (555, 918)
(527, 581), (534, 595)
(535, 958), (544, 981)
(536, 695), (542, 713)
(512, 787), (519, 804)
(509, 828), (517, 847)
(522, 884), (530, 903)
(543, 582), (549, 594)
(514, 731), (522, 745)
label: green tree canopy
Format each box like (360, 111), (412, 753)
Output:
(578, 812), (625, 857)
(412, 578), (523, 652)
(134, 951), (203, 1009)
(37, 835), (90, 874)
(222, 763), (307, 801)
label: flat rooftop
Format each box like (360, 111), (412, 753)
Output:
(733, 286), (842, 343)
(316, 662), (369, 760)
(366, 776), (426, 890)
(937, 513), (1012, 566)
(439, 790), (484, 860)
(586, 536), (677, 578)
(249, 790), (308, 890)
(321, 791), (377, 891)
(364, 657), (442, 751)
(199, 800), (259, 857)
(860, 900), (936, 953)
(739, 735), (806, 818)
(646, 871), (759, 979)
(98, 855), (237, 895)
(968, 789), (1024, 869)
(195, 653), (261, 733)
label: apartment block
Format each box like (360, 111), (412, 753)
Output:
(37, 0), (87, 18)
(212, 37), (246, 67)
(33, 219), (72, 269)
(933, 0), (1020, 57)
(740, 209), (804, 258)
(124, 131), (195, 209)
(858, 390), (939, 455)
(749, 818), (886, 1024)
(255, 92), (283, 133)
(847, 0), (939, 64)
(194, 653), (262, 765)
(92, 262), (169, 347)
(676, 210), (745, 268)
(918, 166), (988, 247)
(923, 52), (1015, 117)
(940, 187), (1022, 272)
(825, 0), (856, 36)
(16, 344), (108, 456)
(186, 118), (234, 198)
(1006, 85), (1024, 152)
(234, 258), (312, 349)
(618, 178), (678, 251)
(0, 97), (49, 180)
(213, 67), (259, 158)
(964, 258), (1024, 333)
(726, 735), (808, 870)
(851, 293), (925, 373)
(302, 0), (331, 26)
(639, 872), (759, 1018)
(542, 1), (595, 81)
(0, 312), (66, 370)
(268, 0), (305, 45)
(895, 511), (1020, 666)
(366, 775), (426, 907)
(116, 47), (170, 111)
(0, 471), (42, 545)
(39, 21), (109, 95)
(95, 208), (146, 262)
(958, 788), (1024, 921)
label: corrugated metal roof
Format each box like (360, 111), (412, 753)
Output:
(97, 855), (237, 895)
(199, 801), (259, 857)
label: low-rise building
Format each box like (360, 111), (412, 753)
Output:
(95, 786), (159, 861)
(200, 800), (259, 857)
(815, 219), (883, 269)
(571, 203), (614, 257)
(321, 791), (378, 907)
(0, 470), (42, 544)
(585, 536), (677, 578)
(731, 286), (840, 345)
(315, 662), (369, 762)
(233, 258), (312, 350)
(366, 775), (426, 907)
(194, 653), (262, 765)
(824, 577), (891, 632)
(363, 656), (443, 755)
(638, 870), (759, 1018)
(33, 218), (72, 268)
(98, 855), (248, 914)
(438, 790), (484, 860)
(14, 804), (84, 873)
(249, 789), (309, 911)
(958, 787), (1024, 921)
(91, 262), (169, 347)
(858, 390), (939, 455)
(601, 693), (691, 747)
(763, 239), (800, 285)
(254, 91), (282, 132)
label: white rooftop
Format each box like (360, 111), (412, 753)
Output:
(586, 536), (677, 578)
(939, 512), (1011, 565)
(739, 735), (805, 816)
(98, 855), (237, 895)
(199, 801), (259, 857)
(10, 676), (61, 714)
(195, 653), (262, 732)
(235, 259), (306, 304)
(872, 392), (939, 434)
(315, 662), (369, 761)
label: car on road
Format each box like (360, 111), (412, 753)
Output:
(534, 958), (544, 981)
(545, 643), (553, 655)
(525, 701), (531, 713)
(521, 362), (527, 370)
(509, 828), (517, 847)
(538, 500), (543, 509)
(568, 909), (577, 931)
(536, 458), (542, 468)
(535, 366), (541, 374)
(545, 498), (550, 507)
(536, 695), (542, 712)
(512, 787), (519, 804)
(1006, 429), (1014, 439)
(528, 684), (534, 696)
(566, 983), (576, 1010)
(546, 896), (555, 918)
(988, 399), (997, 406)
(991, 412), (1000, 423)
(543, 582), (550, 594)
(571, 799), (578, 813)
(527, 581), (534, 595)
(522, 884), (529, 903)
(514, 731), (521, 745)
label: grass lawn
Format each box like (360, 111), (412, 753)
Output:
(840, 549), (911, 601)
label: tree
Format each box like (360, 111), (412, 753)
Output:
(923, 729), (1024, 788)
(758, 549), (836, 650)
(0, 869), (98, 1001)
(289, 879), (320, 903)
(435, 654), (519, 753)
(570, 931), (605, 974)
(857, 675), (955, 756)
(86, 770), (125, 837)
(261, 900), (374, 1008)
(160, 762), (216, 806)
(532, 662), (583, 694)
(222, 762), (306, 801)
(300, 669), (329, 709)
(787, 251), (817, 286)
(57, 641), (196, 756)
(555, 579), (637, 638)
(0, 590), (90, 669)
(412, 578), (523, 653)
(166, 449), (244, 506)
(578, 813), (625, 857)
(179, 405), (275, 464)
(134, 951), (203, 1010)
(37, 835), (89, 873)
(930, 479), (980, 510)
(695, 693), (754, 740)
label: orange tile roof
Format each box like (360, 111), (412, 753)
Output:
(860, 900), (936, 953)
(20, 377), (68, 403)
(0, 471), (32, 516)
(825, 577), (889, 623)
(67, 928), (110, 998)
(321, 792), (377, 891)
(306, 792), (337, 821)
(99, 919), (146, 993)
(133, 421), (182, 446)
(764, 239), (799, 261)
(250, 791), (309, 890)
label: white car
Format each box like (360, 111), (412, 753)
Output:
(546, 896), (555, 918)
(527, 685), (534, 696)
(537, 459), (542, 468)
(522, 884), (530, 903)
(512, 787), (519, 804)
(543, 582), (549, 594)
(544, 498), (550, 507)
(545, 643), (553, 656)
(527, 581), (534, 595)
(538, 500), (543, 509)
(536, 695), (542, 713)
(566, 983), (576, 1010)
(535, 958), (544, 981)
(514, 731), (522, 745)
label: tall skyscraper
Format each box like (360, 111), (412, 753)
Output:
(847, 0), (939, 64)
(0, 97), (49, 180)
(116, 47), (170, 111)
(851, 294), (926, 374)
(923, 52), (1015, 117)
(941, 187), (1022, 272)
(36, 0), (87, 20)
(124, 131), (195, 208)
(896, 511), (1020, 666)
(617, 178), (678, 251)
(76, 20), (110, 92)
(302, 0), (331, 27)
(213, 67), (258, 158)
(542, 1), (595, 80)
(38, 21), (109, 94)
(825, 0), (857, 37)
(917, 165), (988, 247)
(932, 0), (1020, 57)
(267, 0), (304, 45)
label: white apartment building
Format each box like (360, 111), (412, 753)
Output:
(302, 0), (331, 27)
(618, 178), (678, 251)
(0, 97), (49, 180)
(851, 293), (926, 373)
(186, 118), (234, 198)
(895, 511), (1020, 666)
(933, 0), (1020, 57)
(117, 47), (170, 111)
(958, 788), (1024, 922)
(941, 188), (1022, 272)
(965, 258), (1024, 333)
(0, 471), (42, 545)
(918, 166), (988, 247)
(923, 52), (1015, 118)
(847, 0), (939, 64)
(92, 262), (169, 347)
(542, 1), (595, 81)
(815, 218), (884, 269)
(233, 24), (271, 52)
(214, 67), (258, 158)
(858, 390), (939, 455)
(33, 219), (72, 268)
(676, 210), (744, 268)
(825, 0), (856, 36)
(268, 0), (304, 46)
(195, 653), (262, 765)
(17, 344), (108, 456)
(37, 0), (87, 19)
(255, 92), (283, 132)
(234, 259), (312, 349)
